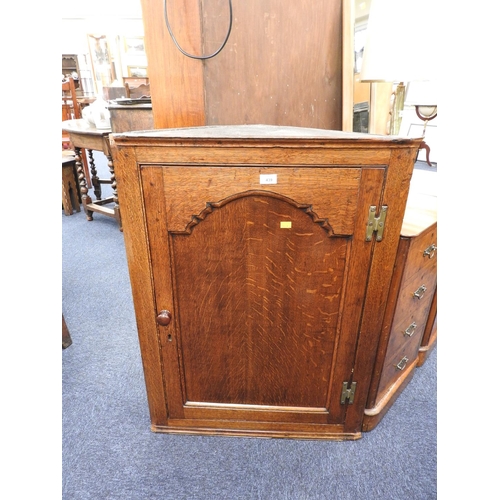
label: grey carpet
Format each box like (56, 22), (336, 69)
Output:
(62, 157), (437, 500)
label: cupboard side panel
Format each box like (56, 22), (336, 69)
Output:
(345, 146), (418, 433)
(140, 167), (188, 420)
(111, 144), (169, 426)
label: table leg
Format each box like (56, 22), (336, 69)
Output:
(419, 141), (433, 167)
(75, 146), (94, 221)
(88, 149), (103, 200)
(107, 153), (122, 231)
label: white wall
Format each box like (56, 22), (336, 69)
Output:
(62, 0), (143, 17)
(62, 1), (146, 93)
(61, 18), (145, 55)
(62, 0), (144, 43)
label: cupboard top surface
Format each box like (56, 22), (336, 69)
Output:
(112, 124), (422, 144)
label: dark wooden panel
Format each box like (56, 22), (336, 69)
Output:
(172, 194), (347, 407)
(141, 0), (206, 128)
(141, 0), (343, 129)
(108, 104), (154, 133)
(159, 166), (361, 235)
(201, 0), (343, 129)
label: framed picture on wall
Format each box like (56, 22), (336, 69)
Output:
(123, 36), (146, 56)
(87, 34), (117, 93)
(127, 66), (148, 78)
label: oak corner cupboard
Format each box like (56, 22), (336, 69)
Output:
(110, 125), (422, 440)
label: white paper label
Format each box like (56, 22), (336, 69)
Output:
(260, 174), (277, 185)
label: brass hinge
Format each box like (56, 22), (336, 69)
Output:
(340, 381), (357, 405)
(365, 205), (388, 242)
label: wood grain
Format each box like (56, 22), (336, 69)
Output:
(173, 194), (346, 407)
(158, 166), (361, 235)
(141, 0), (206, 128)
(111, 126), (422, 438)
(141, 0), (343, 129)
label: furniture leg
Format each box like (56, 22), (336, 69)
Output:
(88, 149), (103, 200)
(106, 153), (122, 231)
(74, 146), (94, 221)
(62, 314), (72, 349)
(419, 140), (433, 167)
(62, 185), (73, 216)
(62, 160), (81, 215)
(81, 150), (92, 186)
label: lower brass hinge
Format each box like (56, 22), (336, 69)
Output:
(366, 205), (388, 242)
(340, 381), (357, 404)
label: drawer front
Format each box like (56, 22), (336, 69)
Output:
(378, 340), (421, 397)
(377, 252), (437, 398)
(387, 267), (437, 357)
(378, 291), (433, 397)
(400, 223), (437, 285)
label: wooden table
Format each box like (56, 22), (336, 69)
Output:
(62, 119), (121, 230)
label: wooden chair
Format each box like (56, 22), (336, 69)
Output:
(124, 83), (151, 99)
(62, 77), (82, 130)
(122, 77), (149, 87)
(62, 78), (79, 151)
(62, 78), (91, 185)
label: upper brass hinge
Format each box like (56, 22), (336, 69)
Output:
(366, 205), (388, 242)
(340, 381), (357, 405)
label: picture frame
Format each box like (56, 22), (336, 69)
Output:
(87, 34), (117, 93)
(354, 25), (367, 75)
(124, 36), (146, 56)
(127, 66), (148, 78)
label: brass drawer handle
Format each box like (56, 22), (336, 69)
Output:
(404, 322), (417, 337)
(413, 285), (427, 299)
(423, 243), (437, 259)
(396, 356), (409, 371)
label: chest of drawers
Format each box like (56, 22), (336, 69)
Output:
(418, 283), (437, 366)
(363, 193), (437, 431)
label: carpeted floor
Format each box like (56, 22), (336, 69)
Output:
(62, 155), (437, 500)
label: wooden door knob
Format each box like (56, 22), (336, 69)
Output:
(156, 310), (172, 326)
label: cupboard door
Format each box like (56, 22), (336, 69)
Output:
(140, 164), (385, 436)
